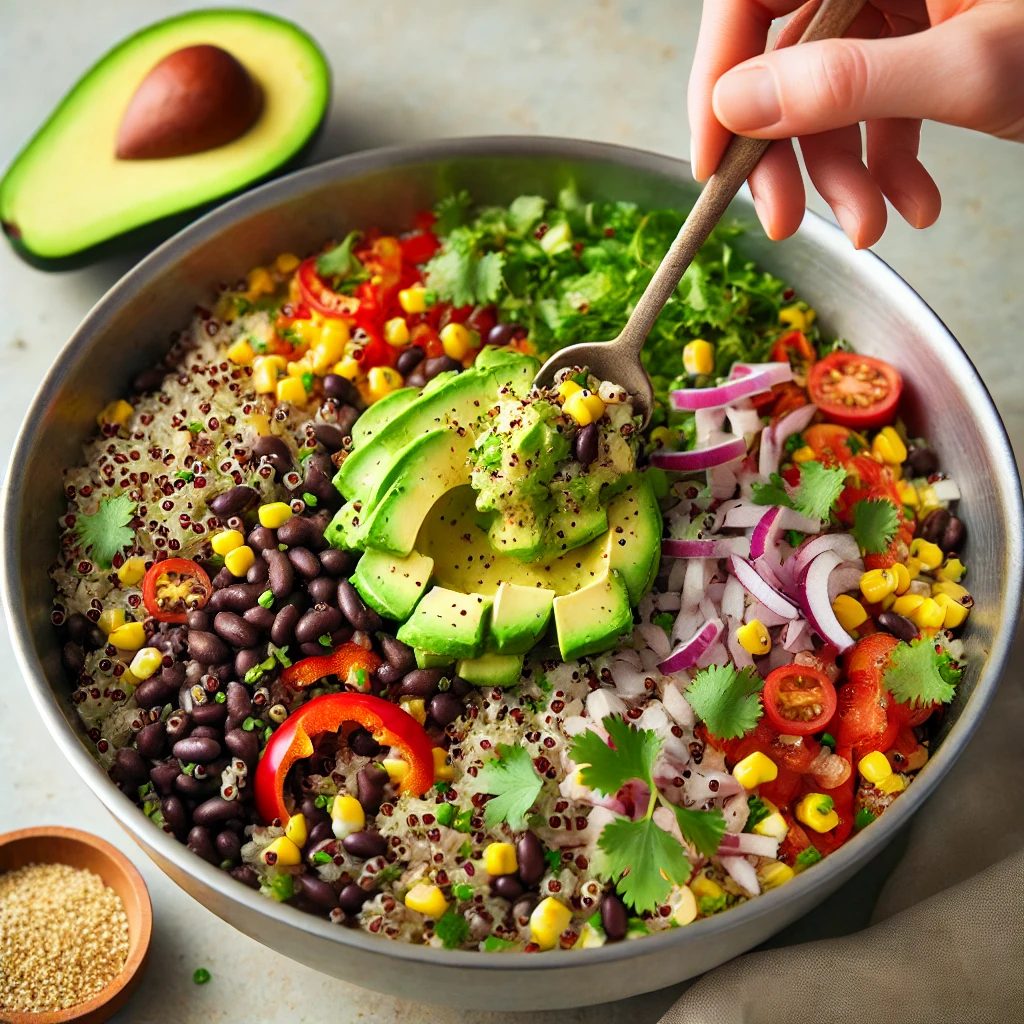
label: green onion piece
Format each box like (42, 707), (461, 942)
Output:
(214, 691), (226, 704)
(453, 809), (474, 833)
(820, 732), (836, 750)
(318, 634), (333, 647)
(435, 803), (455, 827)
(854, 807), (876, 829)
(312, 851), (333, 865)
(241, 717), (256, 732)
(452, 883), (474, 901)
(794, 845), (823, 871)
(270, 874), (294, 902)
(303, 492), (319, 507)
(257, 590), (274, 609)
(192, 967), (211, 984)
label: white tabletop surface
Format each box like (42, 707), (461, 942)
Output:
(2, 2), (1022, 1021)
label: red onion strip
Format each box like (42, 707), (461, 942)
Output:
(728, 554), (800, 619)
(797, 550), (856, 652)
(658, 618), (724, 673)
(651, 436), (747, 471)
(717, 832), (780, 859)
(670, 363), (793, 411)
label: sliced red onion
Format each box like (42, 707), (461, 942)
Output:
(717, 832), (780, 859)
(682, 558), (712, 612)
(636, 621), (672, 659)
(663, 538), (733, 559)
(697, 639), (729, 669)
(746, 601), (794, 628)
(827, 561), (866, 603)
(726, 619), (754, 669)
(695, 407), (727, 443)
(719, 856), (761, 897)
(787, 532), (861, 581)
(728, 555), (800, 619)
(723, 502), (771, 529)
(671, 362), (793, 411)
(708, 462), (740, 499)
(652, 436), (747, 471)
(750, 506), (787, 561)
(659, 618), (724, 673)
(797, 550), (856, 652)
(685, 770), (744, 804)
(781, 617), (815, 653)
(726, 404), (766, 438)
(712, 498), (742, 532)
(721, 575), (745, 621)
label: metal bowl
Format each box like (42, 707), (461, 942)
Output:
(3, 137), (1021, 1010)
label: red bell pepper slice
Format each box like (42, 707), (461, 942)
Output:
(253, 692), (434, 826)
(280, 642), (382, 691)
(296, 257), (361, 320)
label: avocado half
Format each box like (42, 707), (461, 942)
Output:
(335, 348), (663, 673)
(0, 9), (330, 269)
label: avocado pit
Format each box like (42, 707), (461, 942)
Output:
(116, 44), (263, 160)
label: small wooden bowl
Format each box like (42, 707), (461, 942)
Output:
(0, 826), (152, 1024)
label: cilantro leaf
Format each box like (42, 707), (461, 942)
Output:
(751, 472), (793, 509)
(672, 806), (727, 858)
(508, 195), (547, 234)
(791, 460), (848, 521)
(851, 498), (900, 554)
(433, 191), (473, 237)
(684, 664), (764, 740)
(483, 935), (518, 952)
(73, 493), (137, 568)
(316, 231), (364, 279)
(883, 637), (959, 706)
(475, 744), (543, 829)
(569, 716), (660, 797)
(597, 816), (691, 913)
(425, 230), (506, 307)
(474, 251), (505, 304)
(434, 908), (470, 949)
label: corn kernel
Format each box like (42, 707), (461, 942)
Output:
(892, 593), (925, 618)
(211, 529), (244, 556)
(759, 862), (795, 890)
(311, 321), (349, 371)
(649, 426), (675, 448)
(284, 812), (308, 847)
(779, 305), (808, 331)
(116, 557), (147, 587)
(108, 621), (146, 651)
(257, 355), (288, 372)
(291, 319), (322, 348)
(832, 594), (868, 631)
(905, 556), (924, 580)
(432, 746), (455, 782)
(563, 389), (606, 426)
(931, 579), (971, 603)
(860, 568), (898, 604)
(399, 285), (428, 314)
(286, 357), (313, 379)
(258, 502), (293, 529)
(736, 619), (771, 656)
(529, 897), (573, 950)
(881, 593), (897, 611)
(484, 843), (518, 876)
(689, 873), (723, 900)
(683, 339), (715, 376)
(405, 883), (449, 919)
(872, 426), (907, 465)
(909, 538), (944, 571)
(938, 558), (966, 583)
(97, 399), (134, 429)
(225, 545), (256, 577)
(366, 365), (403, 404)
(440, 323), (476, 360)
(261, 835), (302, 867)
(333, 356), (362, 381)
(330, 794), (366, 840)
(891, 562), (911, 595)
(753, 811), (789, 841)
(400, 697), (427, 725)
(897, 480), (919, 507)
(732, 750), (778, 790)
(276, 376), (308, 404)
(251, 359), (280, 394)
(934, 592), (969, 629)
(98, 608), (126, 635)
(673, 885), (698, 926)
(384, 317), (412, 348)
(911, 597), (945, 630)
(858, 751), (893, 785)
(556, 380), (583, 400)
(128, 646), (163, 681)
(275, 252), (300, 274)
(791, 445), (817, 464)
(877, 773), (906, 795)
(795, 793), (839, 833)
(227, 339), (256, 366)
(383, 758), (409, 784)
(247, 267), (275, 297)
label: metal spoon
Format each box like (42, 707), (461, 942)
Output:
(533, 0), (867, 426)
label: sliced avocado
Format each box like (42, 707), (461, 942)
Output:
(352, 548), (433, 621)
(0, 10), (329, 268)
(543, 506), (608, 557)
(396, 587), (493, 659)
(415, 649), (455, 670)
(351, 388), (419, 449)
(489, 583), (555, 655)
(606, 473), (663, 604)
(552, 571), (633, 661)
(456, 652), (525, 688)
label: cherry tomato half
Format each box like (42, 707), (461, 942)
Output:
(833, 633), (900, 756)
(808, 352), (903, 430)
(141, 558), (211, 623)
(762, 664), (838, 735)
(803, 423), (862, 468)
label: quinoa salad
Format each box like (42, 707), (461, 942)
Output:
(52, 190), (972, 952)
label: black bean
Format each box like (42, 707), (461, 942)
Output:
(175, 773), (212, 797)
(451, 676), (474, 697)
(337, 579), (381, 631)
(295, 606), (343, 645)
(208, 583), (264, 613)
(224, 728), (260, 771)
(115, 748), (149, 786)
(304, 453), (338, 504)
(160, 795), (188, 830)
(379, 635), (415, 673)
(192, 702), (228, 727)
(214, 662), (234, 683)
(516, 831), (546, 887)
(225, 682), (253, 722)
(375, 663), (405, 688)
(172, 735), (221, 763)
(356, 762), (389, 815)
(186, 609), (212, 632)
(396, 668), (443, 698)
(876, 610), (920, 644)
(212, 567), (234, 590)
(187, 825), (219, 865)
(330, 626), (354, 648)
(135, 721), (167, 759)
(322, 374), (359, 405)
(904, 445), (939, 479)
(132, 367), (167, 393)
(338, 882), (371, 915)
(487, 323), (519, 347)
(313, 423), (348, 451)
(62, 641), (85, 676)
(307, 820), (334, 848)
(491, 875), (525, 901)
(296, 641), (323, 658)
(190, 725), (221, 740)
(161, 662), (186, 688)
(214, 611), (260, 649)
(248, 525), (277, 552)
(342, 830), (387, 859)
(215, 829), (242, 864)
(574, 422), (599, 467)
(424, 355), (461, 379)
(942, 516), (966, 554)
(348, 727), (381, 757)
(298, 874), (339, 908)
(405, 371), (427, 390)
(246, 559), (270, 586)
(242, 603), (275, 629)
(319, 549), (353, 577)
(270, 604), (301, 647)
(267, 550), (295, 599)
(920, 507), (950, 545)
(601, 893), (628, 941)
(187, 630), (231, 665)
(428, 691), (465, 727)
(395, 346), (425, 376)
(231, 865), (260, 889)
(66, 613), (91, 646)
(150, 761), (181, 795)
(277, 516), (315, 548)
(209, 485), (259, 518)
(288, 547), (321, 580)
(252, 435), (292, 478)
(305, 577), (335, 605)
(299, 796), (331, 823)
(193, 796), (241, 826)
(334, 405), (360, 441)
(511, 895), (538, 923)
(133, 676), (175, 710)
(165, 711), (192, 742)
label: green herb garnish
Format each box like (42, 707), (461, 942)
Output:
(684, 664), (765, 740)
(73, 492), (137, 568)
(474, 744), (544, 830)
(851, 498), (901, 555)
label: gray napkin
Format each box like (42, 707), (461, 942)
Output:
(660, 625), (1024, 1024)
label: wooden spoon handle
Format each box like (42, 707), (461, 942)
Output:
(618, 0), (867, 355)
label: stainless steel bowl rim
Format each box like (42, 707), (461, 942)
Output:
(4, 135), (1021, 972)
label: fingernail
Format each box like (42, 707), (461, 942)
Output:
(752, 194), (772, 239)
(833, 204), (861, 248)
(714, 66), (782, 131)
(689, 137), (703, 182)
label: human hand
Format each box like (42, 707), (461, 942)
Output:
(688, 0), (1024, 248)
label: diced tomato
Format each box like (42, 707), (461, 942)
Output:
(808, 352), (902, 430)
(833, 634), (900, 758)
(805, 753), (856, 855)
(885, 726), (929, 772)
(357, 330), (396, 369)
(778, 813), (812, 864)
(296, 258), (360, 320)
(803, 423), (861, 467)
(782, 466), (801, 488)
(771, 330), (817, 368)
(399, 230), (440, 265)
(465, 305), (497, 340)
(410, 322), (443, 358)
(413, 210), (437, 232)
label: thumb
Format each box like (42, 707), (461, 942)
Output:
(711, 12), (1024, 140)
